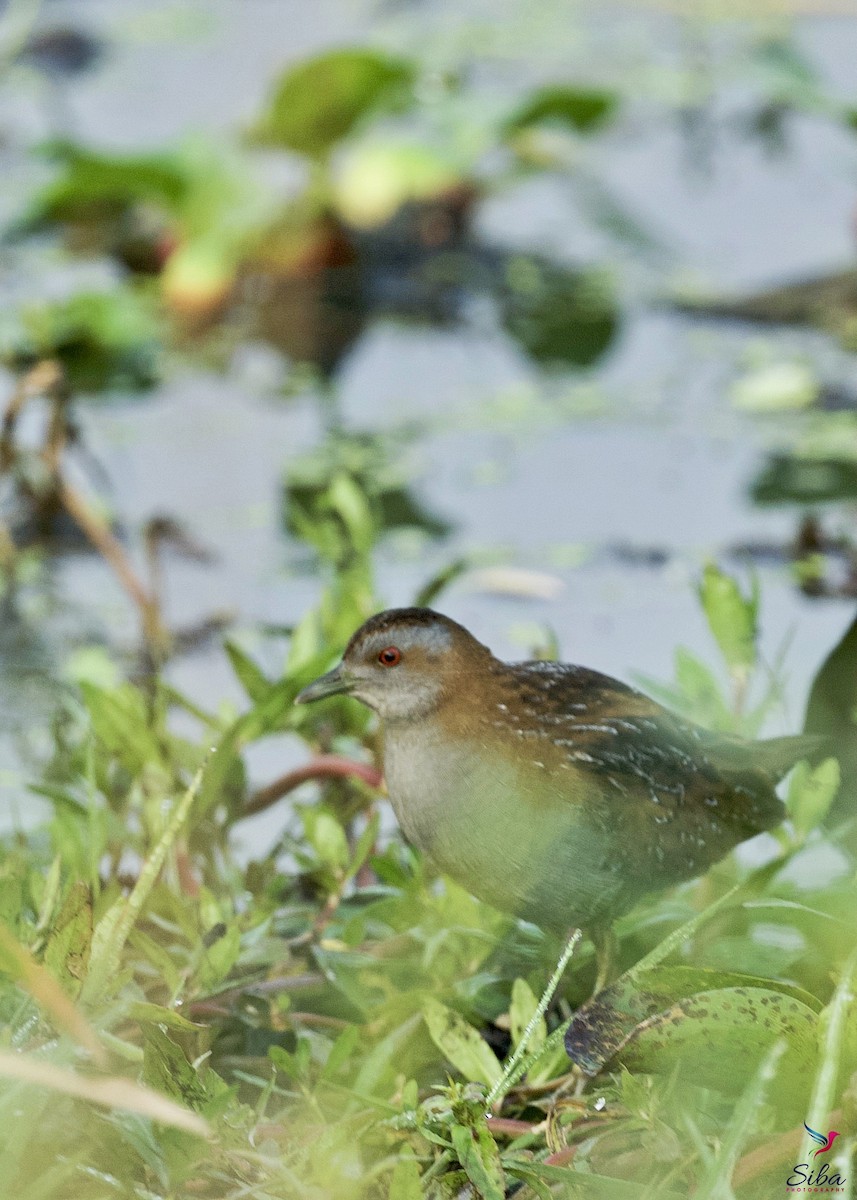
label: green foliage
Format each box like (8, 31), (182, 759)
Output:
(0, 289), (162, 393)
(283, 430), (452, 570)
(18, 139), (190, 228)
(500, 261), (620, 369)
(3, 21), (857, 1200)
(250, 48), (416, 159)
(0, 544), (854, 1199)
(698, 563), (759, 676)
(504, 84), (620, 137)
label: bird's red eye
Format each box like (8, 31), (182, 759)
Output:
(377, 646), (401, 667)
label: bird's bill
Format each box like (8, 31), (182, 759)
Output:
(294, 664), (353, 704)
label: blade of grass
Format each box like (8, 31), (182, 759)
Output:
(486, 929), (582, 1108)
(800, 945), (857, 1164)
(83, 765), (205, 1002)
(625, 882), (746, 981)
(0, 1050), (209, 1137)
(694, 1038), (786, 1200)
(0, 921), (106, 1066)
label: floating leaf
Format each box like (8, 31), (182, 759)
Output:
(751, 454), (857, 506)
(18, 139), (188, 225)
(422, 998), (502, 1089)
(730, 361), (819, 412)
(251, 49), (415, 158)
(283, 430), (450, 569)
(505, 84), (619, 136)
(501, 261), (619, 369)
(0, 290), (162, 393)
(333, 138), (464, 229)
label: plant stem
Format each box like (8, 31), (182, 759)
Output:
(485, 928), (582, 1110)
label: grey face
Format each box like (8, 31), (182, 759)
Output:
(295, 617), (455, 722)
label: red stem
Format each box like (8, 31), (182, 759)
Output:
(242, 756), (383, 818)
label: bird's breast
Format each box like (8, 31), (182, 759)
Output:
(381, 722), (624, 930)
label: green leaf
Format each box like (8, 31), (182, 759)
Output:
(304, 810), (350, 872)
(251, 49), (415, 158)
(694, 1039), (786, 1200)
(20, 138), (189, 225)
(141, 1026), (209, 1111)
(566, 967), (819, 1098)
(501, 261), (619, 369)
(127, 1002), (206, 1033)
(505, 84), (619, 136)
(84, 768), (203, 1002)
(321, 1025), (361, 1081)
(43, 881), (92, 997)
(0, 289), (162, 393)
(698, 564), (758, 673)
(509, 977), (546, 1055)
(422, 998), (502, 1089)
(804, 610), (857, 823)
(223, 641), (272, 704)
(346, 811), (381, 882)
(802, 947), (857, 1163)
(450, 1122), (504, 1200)
(197, 923), (242, 991)
(388, 1149), (422, 1200)
(786, 758), (840, 840)
(507, 1164), (684, 1198)
(752, 454), (857, 506)
(79, 681), (165, 776)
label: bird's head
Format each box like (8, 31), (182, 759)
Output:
(295, 607), (492, 722)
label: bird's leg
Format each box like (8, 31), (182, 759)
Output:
(485, 928), (583, 1110)
(591, 924), (617, 995)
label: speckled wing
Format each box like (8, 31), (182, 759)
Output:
(501, 661), (808, 889)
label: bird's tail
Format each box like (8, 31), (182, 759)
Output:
(755, 734), (832, 781)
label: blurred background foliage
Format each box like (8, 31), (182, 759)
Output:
(0, 1), (856, 1197)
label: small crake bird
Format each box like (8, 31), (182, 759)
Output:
(296, 608), (820, 983)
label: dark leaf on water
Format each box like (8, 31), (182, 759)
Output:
(16, 139), (188, 233)
(505, 85), (619, 137)
(751, 454), (857, 506)
(0, 290), (161, 394)
(250, 49), (415, 159)
(501, 260), (619, 369)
